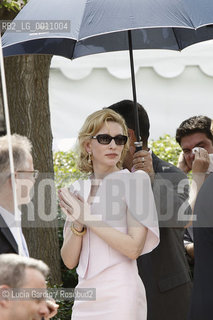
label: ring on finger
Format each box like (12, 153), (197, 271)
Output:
(141, 157), (145, 163)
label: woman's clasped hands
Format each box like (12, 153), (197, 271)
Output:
(58, 188), (90, 226)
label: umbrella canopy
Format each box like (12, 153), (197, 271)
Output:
(3, 0), (213, 58)
(2, 0), (213, 142)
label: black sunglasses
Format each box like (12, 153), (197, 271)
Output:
(91, 134), (128, 145)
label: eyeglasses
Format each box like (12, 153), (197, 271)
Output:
(16, 170), (39, 179)
(91, 134), (128, 145)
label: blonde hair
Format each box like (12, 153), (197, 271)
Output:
(77, 109), (129, 173)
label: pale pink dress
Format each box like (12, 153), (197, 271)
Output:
(68, 169), (159, 320)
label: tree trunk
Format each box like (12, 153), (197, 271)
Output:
(4, 54), (62, 284)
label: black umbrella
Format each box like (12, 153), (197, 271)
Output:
(2, 0), (213, 148)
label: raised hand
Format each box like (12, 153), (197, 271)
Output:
(58, 188), (90, 226)
(132, 150), (154, 180)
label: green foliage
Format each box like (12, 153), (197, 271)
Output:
(54, 150), (87, 189)
(149, 134), (181, 166)
(49, 284), (73, 320)
(54, 149), (86, 241)
(0, 0), (28, 12)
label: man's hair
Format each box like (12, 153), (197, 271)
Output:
(0, 134), (32, 175)
(108, 100), (150, 144)
(176, 116), (213, 145)
(0, 254), (49, 288)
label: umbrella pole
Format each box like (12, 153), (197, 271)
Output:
(128, 30), (142, 151)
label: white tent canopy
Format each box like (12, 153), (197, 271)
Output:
(49, 40), (213, 151)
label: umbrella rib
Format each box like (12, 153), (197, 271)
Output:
(172, 27), (182, 51)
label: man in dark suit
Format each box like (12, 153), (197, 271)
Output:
(109, 100), (192, 320)
(0, 135), (59, 318)
(176, 116), (213, 258)
(188, 173), (213, 320)
(0, 134), (37, 256)
(0, 214), (19, 254)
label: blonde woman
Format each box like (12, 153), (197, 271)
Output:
(59, 109), (159, 320)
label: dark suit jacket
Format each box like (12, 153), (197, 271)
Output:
(0, 214), (18, 254)
(188, 173), (213, 320)
(137, 153), (192, 320)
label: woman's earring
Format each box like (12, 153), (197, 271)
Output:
(88, 152), (92, 165)
(117, 160), (122, 168)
